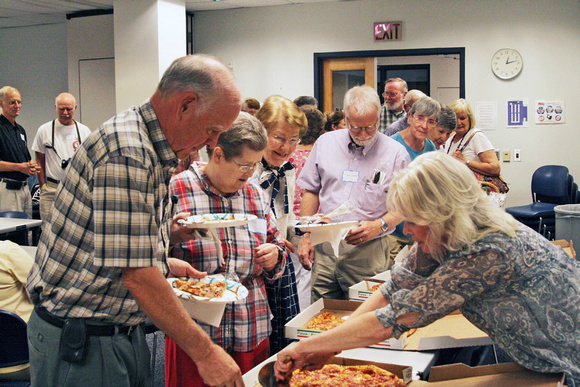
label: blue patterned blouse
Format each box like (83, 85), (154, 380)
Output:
(376, 225), (580, 385)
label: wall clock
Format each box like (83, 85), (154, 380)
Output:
(491, 48), (523, 80)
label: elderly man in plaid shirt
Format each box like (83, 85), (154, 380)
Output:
(26, 55), (244, 387)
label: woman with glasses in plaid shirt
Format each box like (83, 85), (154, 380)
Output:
(165, 112), (288, 387)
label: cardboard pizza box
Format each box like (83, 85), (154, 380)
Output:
(410, 362), (565, 386)
(285, 298), (407, 350)
(551, 239), (576, 259)
(404, 310), (493, 351)
(348, 270), (391, 301)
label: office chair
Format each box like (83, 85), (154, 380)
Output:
(0, 310), (30, 386)
(506, 165), (572, 239)
(0, 211), (30, 246)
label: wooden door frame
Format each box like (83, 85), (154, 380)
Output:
(314, 47), (465, 111)
(322, 57), (374, 112)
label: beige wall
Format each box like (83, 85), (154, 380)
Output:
(192, 0), (580, 208)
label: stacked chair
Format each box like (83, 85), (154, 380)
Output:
(506, 165), (579, 240)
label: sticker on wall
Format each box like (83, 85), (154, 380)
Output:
(535, 100), (565, 124)
(507, 99), (529, 128)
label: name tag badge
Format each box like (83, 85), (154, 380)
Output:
(65, 133), (76, 141)
(342, 170), (359, 183)
(248, 218), (267, 235)
(20, 133), (25, 141)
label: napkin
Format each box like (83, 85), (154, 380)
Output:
(307, 222), (358, 256)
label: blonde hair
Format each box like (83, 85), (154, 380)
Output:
(387, 152), (518, 254)
(256, 95), (308, 138)
(449, 98), (476, 130)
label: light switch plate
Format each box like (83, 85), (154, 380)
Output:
(502, 150), (511, 162)
(513, 149), (521, 162)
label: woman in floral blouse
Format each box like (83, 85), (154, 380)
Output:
(275, 151), (580, 386)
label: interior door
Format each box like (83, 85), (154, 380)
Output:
(322, 57), (375, 112)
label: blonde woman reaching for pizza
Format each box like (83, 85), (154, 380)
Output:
(276, 152), (580, 386)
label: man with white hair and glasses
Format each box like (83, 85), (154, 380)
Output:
(297, 85), (410, 302)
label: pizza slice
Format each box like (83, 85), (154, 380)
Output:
(174, 278), (226, 299)
(306, 311), (345, 331)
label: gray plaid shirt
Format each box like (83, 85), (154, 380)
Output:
(27, 100), (178, 325)
(378, 105), (405, 134)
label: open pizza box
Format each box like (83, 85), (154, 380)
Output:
(285, 298), (407, 350)
(404, 310), (493, 351)
(410, 362), (566, 386)
(551, 239), (576, 259)
(348, 270), (391, 301)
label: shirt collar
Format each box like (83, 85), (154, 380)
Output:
(138, 100), (178, 173)
(191, 161), (240, 199)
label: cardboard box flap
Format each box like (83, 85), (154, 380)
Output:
(423, 362), (566, 386)
(404, 311), (493, 351)
(328, 356), (413, 385)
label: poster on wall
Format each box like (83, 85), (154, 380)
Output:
(535, 100), (565, 124)
(475, 101), (497, 130)
(506, 99), (529, 128)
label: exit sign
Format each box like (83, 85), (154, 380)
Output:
(374, 21), (403, 41)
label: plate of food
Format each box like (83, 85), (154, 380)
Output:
(168, 275), (249, 304)
(297, 220), (359, 233)
(180, 213), (257, 229)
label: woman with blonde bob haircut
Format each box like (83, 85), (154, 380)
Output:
(275, 152), (580, 386)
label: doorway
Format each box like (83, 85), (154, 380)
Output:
(314, 47), (465, 112)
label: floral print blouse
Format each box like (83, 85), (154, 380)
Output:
(376, 225), (580, 384)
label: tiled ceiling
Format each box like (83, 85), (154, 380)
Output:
(0, 0), (350, 29)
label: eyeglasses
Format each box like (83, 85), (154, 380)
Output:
(346, 118), (378, 134)
(413, 114), (438, 128)
(382, 92), (401, 98)
(270, 135), (300, 147)
(231, 159), (259, 173)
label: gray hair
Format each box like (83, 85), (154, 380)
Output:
(343, 85), (381, 121)
(387, 152), (518, 255)
(55, 92), (76, 106)
(0, 86), (19, 100)
(216, 112), (268, 160)
(157, 54), (236, 113)
(408, 96), (441, 119)
(405, 89), (427, 105)
(437, 105), (457, 132)
(385, 77), (408, 93)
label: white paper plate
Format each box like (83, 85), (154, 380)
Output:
(298, 220), (359, 232)
(180, 213), (257, 229)
(168, 275), (249, 304)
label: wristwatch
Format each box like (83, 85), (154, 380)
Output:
(466, 159), (471, 167)
(380, 218), (389, 232)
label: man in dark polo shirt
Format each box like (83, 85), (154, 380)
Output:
(0, 86), (39, 217)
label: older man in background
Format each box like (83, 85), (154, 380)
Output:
(26, 54), (244, 387)
(378, 77), (408, 134)
(384, 89), (427, 136)
(297, 85), (410, 302)
(0, 86), (39, 217)
(32, 92), (91, 221)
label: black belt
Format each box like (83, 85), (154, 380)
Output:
(35, 306), (141, 336)
(46, 177), (60, 184)
(0, 177), (27, 188)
